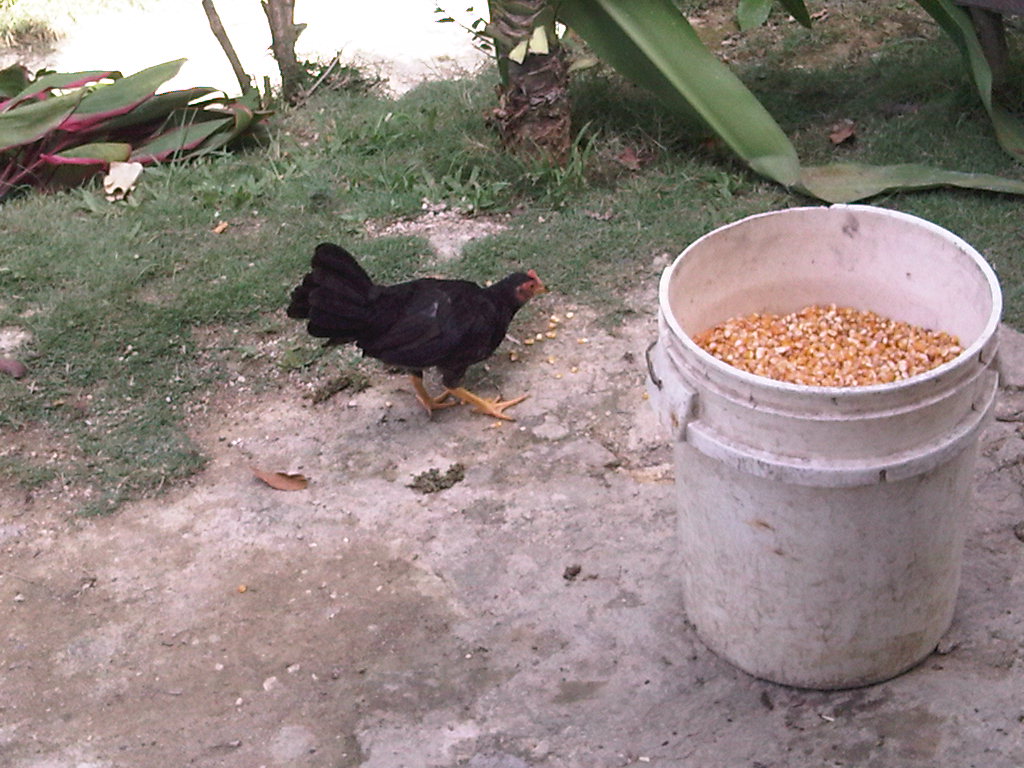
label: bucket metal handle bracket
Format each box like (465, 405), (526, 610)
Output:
(645, 341), (663, 390)
(645, 339), (697, 441)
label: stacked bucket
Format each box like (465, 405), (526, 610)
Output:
(647, 205), (1001, 689)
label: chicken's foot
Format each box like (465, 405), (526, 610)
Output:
(410, 375), (457, 416)
(445, 386), (527, 421)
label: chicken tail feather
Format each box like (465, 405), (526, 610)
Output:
(286, 242), (377, 340)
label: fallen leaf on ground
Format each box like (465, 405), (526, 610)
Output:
(251, 467), (309, 491)
(829, 119), (856, 145)
(212, 221), (230, 234)
(615, 146), (643, 170)
(103, 161), (143, 201)
(0, 357), (27, 378)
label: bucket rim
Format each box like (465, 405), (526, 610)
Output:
(658, 203), (1003, 396)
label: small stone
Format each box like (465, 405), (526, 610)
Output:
(263, 676), (280, 691)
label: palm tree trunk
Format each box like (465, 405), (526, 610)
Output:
(487, 1), (571, 164)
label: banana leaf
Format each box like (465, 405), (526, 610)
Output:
(799, 162), (1024, 202)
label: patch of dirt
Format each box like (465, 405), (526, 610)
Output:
(688, 0), (938, 68)
(0, 326), (32, 356)
(0, 285), (675, 767)
(364, 204), (511, 264)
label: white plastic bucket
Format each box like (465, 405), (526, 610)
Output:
(646, 205), (1001, 689)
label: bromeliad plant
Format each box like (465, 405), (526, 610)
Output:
(0, 58), (266, 200)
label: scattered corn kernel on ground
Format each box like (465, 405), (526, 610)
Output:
(693, 304), (962, 387)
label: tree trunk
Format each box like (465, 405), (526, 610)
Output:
(261, 0), (305, 104)
(487, 1), (572, 164)
(201, 0), (254, 96)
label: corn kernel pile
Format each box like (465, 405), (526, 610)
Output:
(693, 304), (962, 387)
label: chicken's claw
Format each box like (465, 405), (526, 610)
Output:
(445, 387), (527, 421)
(410, 375), (458, 417)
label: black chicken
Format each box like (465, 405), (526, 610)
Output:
(286, 242), (547, 420)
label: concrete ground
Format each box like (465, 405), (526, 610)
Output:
(2, 288), (1023, 767)
(1, 3), (1023, 765)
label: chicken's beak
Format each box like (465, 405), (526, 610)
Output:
(527, 269), (548, 295)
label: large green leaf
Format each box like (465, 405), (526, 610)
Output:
(737, 0), (812, 31)
(52, 142), (133, 162)
(777, 0), (812, 27)
(129, 112), (233, 163)
(798, 162), (1024, 202)
(1, 70), (117, 112)
(66, 59), (186, 127)
(557, 0), (801, 185)
(0, 90), (84, 150)
(102, 87), (220, 132)
(737, 0), (772, 31)
(0, 65), (30, 99)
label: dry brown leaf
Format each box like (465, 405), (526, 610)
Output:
(829, 119), (856, 145)
(251, 467), (309, 491)
(0, 357), (28, 379)
(212, 220), (230, 234)
(615, 146), (643, 170)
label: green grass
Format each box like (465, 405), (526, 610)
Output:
(0, 8), (1022, 514)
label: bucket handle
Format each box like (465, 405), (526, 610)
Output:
(645, 341), (663, 390)
(645, 339), (697, 440)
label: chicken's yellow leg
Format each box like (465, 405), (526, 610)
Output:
(445, 386), (527, 421)
(410, 375), (457, 416)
